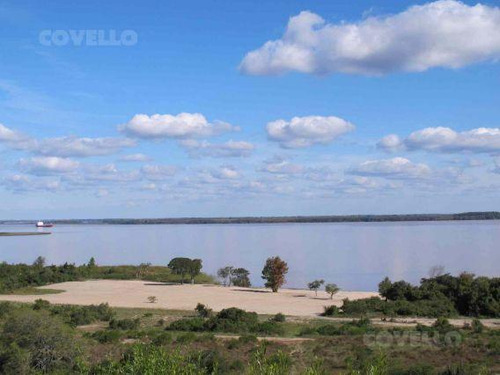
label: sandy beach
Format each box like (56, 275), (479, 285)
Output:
(0, 280), (377, 316)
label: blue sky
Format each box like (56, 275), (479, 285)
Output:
(0, 0), (499, 219)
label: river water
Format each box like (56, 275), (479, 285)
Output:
(1, 221), (498, 290)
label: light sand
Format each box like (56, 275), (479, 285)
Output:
(0, 280), (377, 316)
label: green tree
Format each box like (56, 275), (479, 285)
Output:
(168, 257), (193, 284)
(189, 259), (203, 284)
(32, 256), (45, 269)
(261, 256), (288, 293)
(1, 310), (80, 373)
(232, 268), (251, 287)
(325, 283), (340, 299)
(217, 266), (234, 286)
(308, 279), (324, 296)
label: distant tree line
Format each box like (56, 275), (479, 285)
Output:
(18, 211), (500, 226)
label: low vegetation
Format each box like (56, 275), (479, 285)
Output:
(0, 256), (216, 294)
(336, 273), (499, 318)
(0, 300), (497, 374)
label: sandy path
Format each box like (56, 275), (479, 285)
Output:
(0, 280), (377, 317)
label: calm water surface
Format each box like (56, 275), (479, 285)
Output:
(1, 221), (499, 290)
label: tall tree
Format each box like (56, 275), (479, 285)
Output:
(325, 283), (340, 299)
(232, 268), (251, 287)
(261, 256), (288, 293)
(217, 266), (234, 287)
(308, 279), (324, 296)
(188, 259), (202, 284)
(168, 257), (192, 284)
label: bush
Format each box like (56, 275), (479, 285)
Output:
(109, 318), (140, 330)
(432, 317), (453, 334)
(151, 332), (172, 345)
(1, 310), (80, 373)
(176, 332), (197, 344)
(205, 307), (259, 333)
(195, 303), (213, 318)
(167, 317), (206, 332)
(471, 318), (484, 334)
(91, 344), (215, 374)
(91, 329), (121, 343)
(322, 305), (340, 316)
(257, 321), (285, 336)
(271, 312), (286, 322)
(32, 299), (50, 310)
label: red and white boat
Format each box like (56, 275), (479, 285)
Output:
(36, 221), (54, 228)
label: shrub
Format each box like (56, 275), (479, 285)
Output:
(167, 317), (206, 332)
(205, 307), (259, 333)
(32, 299), (50, 310)
(147, 296), (157, 303)
(176, 332), (197, 344)
(91, 329), (121, 343)
(247, 345), (292, 375)
(109, 318), (140, 330)
(432, 317), (453, 334)
(322, 305), (340, 316)
(471, 318), (484, 334)
(257, 321), (285, 336)
(271, 312), (286, 322)
(91, 344), (213, 374)
(1, 310), (80, 373)
(152, 332), (172, 345)
(195, 303), (213, 318)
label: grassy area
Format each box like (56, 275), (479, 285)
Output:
(0, 300), (498, 373)
(6, 287), (65, 295)
(0, 232), (51, 236)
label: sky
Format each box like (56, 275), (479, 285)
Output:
(0, 0), (500, 219)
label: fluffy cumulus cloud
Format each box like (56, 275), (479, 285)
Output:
(240, 1), (500, 76)
(141, 164), (177, 181)
(3, 174), (61, 192)
(267, 115), (354, 148)
(260, 157), (305, 175)
(378, 127), (500, 154)
(349, 157), (431, 179)
(0, 123), (134, 157)
(19, 156), (79, 175)
(119, 153), (151, 162)
(120, 113), (239, 139)
(30, 136), (136, 157)
(0, 123), (25, 142)
(180, 139), (255, 157)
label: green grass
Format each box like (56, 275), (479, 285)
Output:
(5, 287), (65, 295)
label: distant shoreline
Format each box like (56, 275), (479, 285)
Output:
(1, 211), (499, 225)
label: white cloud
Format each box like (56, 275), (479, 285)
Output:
(120, 113), (239, 139)
(83, 164), (141, 182)
(180, 139), (255, 157)
(377, 134), (404, 152)
(378, 127), (500, 153)
(349, 157), (431, 179)
(240, 1), (500, 76)
(119, 153), (151, 162)
(3, 174), (61, 192)
(0, 123), (135, 157)
(267, 115), (354, 148)
(19, 156), (79, 175)
(260, 158), (305, 174)
(30, 136), (135, 157)
(0, 123), (25, 142)
(141, 164), (177, 181)
(212, 166), (240, 180)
